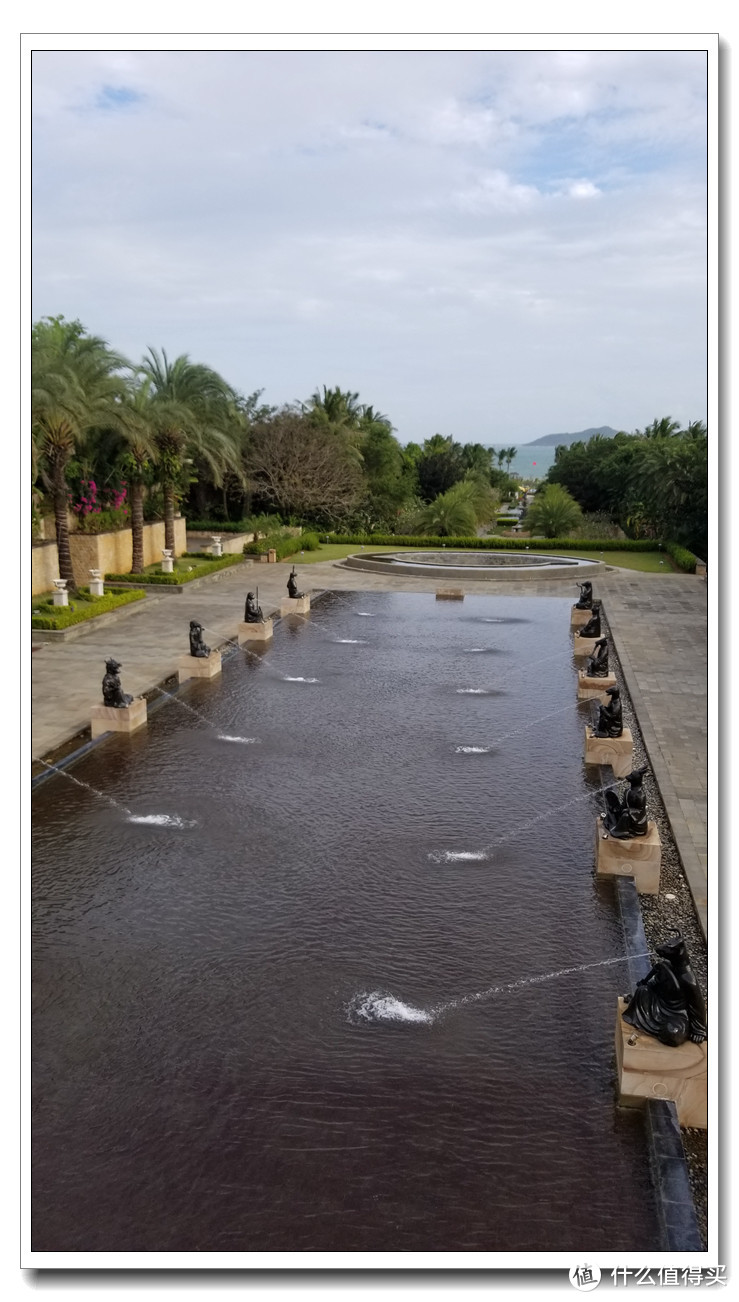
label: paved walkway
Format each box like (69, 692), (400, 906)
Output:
(30, 557), (708, 935)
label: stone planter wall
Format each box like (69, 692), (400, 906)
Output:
(32, 542), (61, 596)
(32, 519), (187, 591)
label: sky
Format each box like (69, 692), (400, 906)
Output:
(31, 45), (708, 445)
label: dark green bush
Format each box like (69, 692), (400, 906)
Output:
(31, 588), (146, 629)
(325, 533), (660, 552)
(105, 555), (244, 584)
(243, 532), (320, 560)
(663, 541), (699, 573)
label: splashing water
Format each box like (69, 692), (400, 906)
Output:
(347, 992), (434, 1025)
(283, 676), (320, 683)
(454, 745), (492, 754)
(126, 813), (197, 828)
(455, 688), (491, 695)
(35, 759), (131, 814)
(333, 639), (366, 644)
(428, 850), (489, 863)
(217, 735), (259, 745)
(349, 953), (650, 1027)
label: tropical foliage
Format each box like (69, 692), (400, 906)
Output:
(546, 420), (708, 558)
(32, 316), (708, 567)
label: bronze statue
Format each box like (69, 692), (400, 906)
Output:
(602, 765), (649, 838)
(575, 581), (593, 609)
(577, 602), (601, 638)
(586, 636), (609, 678)
(287, 567), (304, 599)
(102, 658), (133, 708)
(622, 933), (707, 1047)
(189, 620), (210, 658)
(592, 685), (623, 738)
(244, 592), (264, 623)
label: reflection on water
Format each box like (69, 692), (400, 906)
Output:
(31, 591), (659, 1252)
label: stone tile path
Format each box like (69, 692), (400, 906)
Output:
(31, 557), (708, 935)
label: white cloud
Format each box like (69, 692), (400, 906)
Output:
(31, 49), (707, 441)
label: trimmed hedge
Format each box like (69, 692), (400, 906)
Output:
(243, 532), (320, 560)
(31, 587), (146, 630)
(663, 541), (700, 573)
(325, 532), (660, 552)
(187, 520), (256, 533)
(105, 554), (245, 584)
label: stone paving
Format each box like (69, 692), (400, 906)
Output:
(30, 556), (708, 935)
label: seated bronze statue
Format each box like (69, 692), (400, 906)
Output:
(592, 685), (623, 737)
(622, 933), (707, 1047)
(577, 601), (601, 638)
(602, 764), (649, 838)
(287, 567), (304, 599)
(102, 657), (133, 708)
(244, 592), (264, 623)
(189, 620), (210, 658)
(575, 581), (593, 610)
(586, 636), (609, 678)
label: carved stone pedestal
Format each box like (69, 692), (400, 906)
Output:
(584, 726), (633, 777)
(615, 999), (707, 1128)
(596, 819), (661, 894)
(436, 589), (464, 600)
(91, 697), (147, 738)
(237, 619), (273, 644)
(571, 606), (593, 627)
(577, 669), (618, 701)
(281, 595), (311, 616)
(177, 651), (222, 683)
(573, 634), (599, 657)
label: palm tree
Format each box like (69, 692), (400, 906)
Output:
(32, 316), (129, 587)
(523, 483), (583, 538)
(497, 445), (518, 472)
(138, 348), (242, 553)
(639, 416), (682, 439)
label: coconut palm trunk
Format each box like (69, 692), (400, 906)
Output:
(163, 479), (177, 554)
(52, 453), (75, 589)
(130, 480), (145, 574)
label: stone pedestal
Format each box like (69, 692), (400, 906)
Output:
(584, 726), (633, 777)
(52, 590), (69, 606)
(571, 606), (593, 627)
(596, 819), (661, 894)
(177, 651), (222, 683)
(573, 634), (599, 657)
(281, 595), (311, 616)
(577, 669), (618, 701)
(91, 697), (147, 738)
(161, 557), (174, 573)
(237, 618), (273, 643)
(211, 537), (223, 556)
(268, 549), (277, 562)
(615, 999), (707, 1128)
(436, 589), (464, 600)
(89, 579), (105, 597)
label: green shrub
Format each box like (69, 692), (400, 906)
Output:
(105, 555), (244, 584)
(188, 514), (283, 534)
(663, 541), (699, 573)
(31, 588), (146, 629)
(243, 532), (320, 560)
(325, 532), (659, 552)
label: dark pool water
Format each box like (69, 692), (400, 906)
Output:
(31, 591), (659, 1252)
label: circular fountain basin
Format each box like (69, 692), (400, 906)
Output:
(340, 549), (601, 581)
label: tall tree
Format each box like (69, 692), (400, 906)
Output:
(32, 316), (129, 587)
(138, 348), (242, 552)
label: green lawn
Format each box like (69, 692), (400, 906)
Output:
(283, 544), (677, 574)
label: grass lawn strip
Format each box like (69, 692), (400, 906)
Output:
(285, 544), (675, 574)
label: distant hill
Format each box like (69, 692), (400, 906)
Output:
(524, 426), (619, 447)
